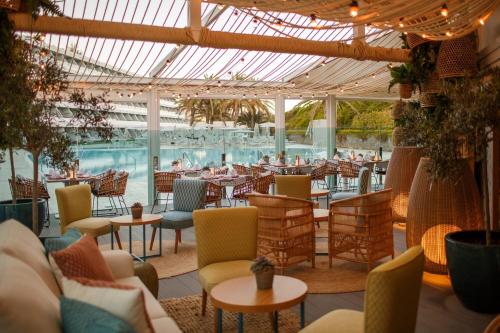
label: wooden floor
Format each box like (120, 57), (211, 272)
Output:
(41, 199), (496, 333)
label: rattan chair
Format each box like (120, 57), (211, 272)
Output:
(205, 182), (224, 208)
(252, 174), (274, 195)
(109, 171), (129, 215)
(338, 160), (361, 190)
(230, 179), (253, 205)
(251, 164), (266, 178)
(328, 188), (394, 271)
(248, 194), (315, 274)
(232, 163), (251, 176)
(9, 177), (51, 224)
(151, 171), (181, 213)
(90, 170), (116, 216)
(311, 164), (328, 189)
(274, 175), (311, 200)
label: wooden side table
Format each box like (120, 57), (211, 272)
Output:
(310, 188), (330, 205)
(110, 214), (162, 261)
(210, 275), (307, 333)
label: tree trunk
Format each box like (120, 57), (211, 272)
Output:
(481, 157), (491, 246)
(32, 152), (39, 235)
(9, 147), (16, 204)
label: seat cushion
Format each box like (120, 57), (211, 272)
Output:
(160, 211), (193, 229)
(0, 253), (62, 333)
(331, 192), (358, 201)
(67, 217), (118, 237)
(300, 309), (364, 333)
(198, 260), (253, 293)
(151, 317), (182, 333)
(0, 219), (61, 296)
(116, 276), (167, 320)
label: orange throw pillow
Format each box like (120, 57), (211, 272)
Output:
(49, 235), (114, 283)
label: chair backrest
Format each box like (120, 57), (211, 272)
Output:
(364, 246), (424, 333)
(311, 164), (327, 180)
(275, 175), (311, 200)
(205, 182), (223, 204)
(357, 167), (370, 195)
(252, 174), (273, 194)
(55, 184), (92, 233)
(9, 177), (49, 199)
(339, 160), (360, 178)
(193, 207), (258, 269)
(154, 172), (180, 193)
(233, 164), (250, 176)
(113, 171), (129, 195)
(172, 179), (208, 212)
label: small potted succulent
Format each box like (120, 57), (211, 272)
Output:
(131, 202), (143, 219)
(250, 256), (275, 290)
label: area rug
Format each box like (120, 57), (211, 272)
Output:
(160, 295), (301, 333)
(101, 240), (198, 278)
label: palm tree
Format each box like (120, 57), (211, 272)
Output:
(236, 99), (274, 128)
(177, 98), (226, 125)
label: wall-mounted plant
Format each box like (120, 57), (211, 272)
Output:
(388, 63), (417, 99)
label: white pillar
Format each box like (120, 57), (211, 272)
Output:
(147, 90), (160, 205)
(325, 94), (337, 188)
(275, 94), (286, 156)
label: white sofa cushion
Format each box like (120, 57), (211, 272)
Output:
(0, 219), (61, 296)
(0, 253), (61, 333)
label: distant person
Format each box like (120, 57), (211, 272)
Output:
(259, 155), (270, 165)
(355, 154), (364, 162)
(171, 160), (181, 171)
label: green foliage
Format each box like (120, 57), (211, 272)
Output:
(351, 109), (393, 129)
(388, 63), (417, 93)
(250, 256), (274, 273)
(409, 41), (440, 89)
(394, 101), (428, 147)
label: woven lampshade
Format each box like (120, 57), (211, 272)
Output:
(406, 158), (483, 274)
(437, 34), (477, 79)
(421, 71), (441, 94)
(385, 147), (425, 223)
(407, 33), (429, 49)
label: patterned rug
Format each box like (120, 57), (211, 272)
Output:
(160, 295), (302, 333)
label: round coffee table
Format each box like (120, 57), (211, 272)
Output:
(210, 275), (307, 333)
(110, 214), (162, 261)
(311, 188), (330, 205)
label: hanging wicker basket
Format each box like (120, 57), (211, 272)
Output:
(0, 0), (20, 10)
(391, 100), (405, 120)
(407, 33), (429, 48)
(422, 71), (441, 94)
(420, 93), (437, 108)
(399, 83), (412, 99)
(437, 34), (477, 79)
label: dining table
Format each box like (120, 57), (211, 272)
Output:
(263, 163), (314, 175)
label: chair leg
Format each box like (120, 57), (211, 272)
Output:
(114, 231), (123, 250)
(149, 227), (157, 251)
(150, 192), (158, 213)
(174, 229), (180, 254)
(122, 196), (129, 214)
(201, 289), (208, 316)
(163, 193), (170, 212)
(94, 237), (99, 245)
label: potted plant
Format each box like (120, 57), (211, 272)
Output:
(131, 202), (143, 219)
(388, 63), (416, 99)
(440, 68), (500, 313)
(0, 1), (113, 235)
(250, 256), (275, 290)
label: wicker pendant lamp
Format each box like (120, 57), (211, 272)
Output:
(406, 158), (483, 274)
(385, 146), (425, 223)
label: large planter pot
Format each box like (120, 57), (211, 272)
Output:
(406, 158), (483, 274)
(0, 199), (46, 236)
(445, 231), (500, 313)
(385, 147), (425, 223)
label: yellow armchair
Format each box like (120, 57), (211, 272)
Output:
(55, 184), (121, 248)
(193, 207), (258, 316)
(300, 246), (424, 333)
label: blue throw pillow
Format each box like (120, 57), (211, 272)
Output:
(44, 228), (82, 253)
(61, 296), (137, 333)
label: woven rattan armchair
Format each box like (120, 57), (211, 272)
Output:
(251, 165), (266, 178)
(311, 164), (328, 189)
(9, 177), (51, 223)
(252, 174), (274, 194)
(338, 160), (361, 190)
(248, 194), (315, 274)
(231, 179), (253, 205)
(328, 188), (394, 271)
(232, 163), (251, 176)
(90, 170), (116, 216)
(151, 171), (181, 213)
(108, 171), (129, 215)
(205, 182), (224, 208)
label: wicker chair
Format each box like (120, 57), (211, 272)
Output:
(232, 163), (251, 176)
(90, 170), (116, 216)
(231, 179), (253, 205)
(109, 171), (129, 215)
(252, 174), (274, 195)
(251, 165), (266, 178)
(328, 188), (394, 271)
(9, 177), (51, 223)
(338, 160), (361, 190)
(310, 164), (328, 189)
(205, 182), (224, 208)
(248, 194), (315, 274)
(151, 171), (181, 213)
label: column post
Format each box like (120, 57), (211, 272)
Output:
(147, 90), (160, 206)
(326, 94), (337, 188)
(275, 94), (286, 156)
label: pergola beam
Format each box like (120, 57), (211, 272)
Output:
(10, 14), (410, 63)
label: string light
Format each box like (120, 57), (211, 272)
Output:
(446, 31), (452, 37)
(310, 14), (318, 28)
(372, 73), (376, 79)
(440, 3), (448, 17)
(272, 19), (283, 28)
(349, 1), (359, 17)
(175, 44), (180, 49)
(217, 80), (222, 87)
(233, 10), (239, 16)
(321, 60), (326, 66)
(305, 73), (310, 79)
(399, 18), (404, 28)
(252, 16), (259, 27)
(148, 85), (152, 89)
(240, 57), (245, 63)
(355, 82), (359, 87)
(479, 17), (485, 25)
(422, 34), (427, 38)
(217, 3), (224, 10)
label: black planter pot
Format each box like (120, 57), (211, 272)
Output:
(0, 199), (46, 236)
(445, 230), (500, 313)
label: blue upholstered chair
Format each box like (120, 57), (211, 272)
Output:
(331, 167), (370, 201)
(149, 179), (208, 253)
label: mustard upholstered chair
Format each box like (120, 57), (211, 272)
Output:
(300, 246), (425, 333)
(275, 175), (311, 200)
(193, 207), (258, 316)
(55, 184), (122, 249)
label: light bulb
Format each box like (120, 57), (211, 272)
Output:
(217, 3), (224, 10)
(440, 3), (448, 17)
(446, 31), (452, 37)
(310, 14), (318, 28)
(355, 82), (359, 87)
(252, 17), (259, 27)
(399, 18), (404, 28)
(217, 80), (222, 87)
(305, 73), (309, 79)
(272, 19), (283, 28)
(479, 17), (485, 25)
(349, 1), (359, 17)
(321, 61), (326, 66)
